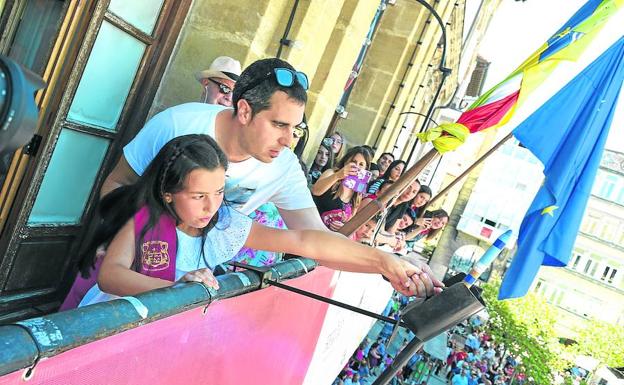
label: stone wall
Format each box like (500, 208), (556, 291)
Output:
(150, 0), (466, 165)
(150, 0), (381, 165)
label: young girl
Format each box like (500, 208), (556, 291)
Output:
(308, 143), (334, 185)
(410, 185), (432, 216)
(352, 216), (380, 244)
(328, 131), (345, 158)
(311, 146), (372, 232)
(77, 135), (441, 305)
(367, 159), (406, 195)
(378, 209), (419, 254)
(362, 180), (420, 252)
(407, 209), (449, 244)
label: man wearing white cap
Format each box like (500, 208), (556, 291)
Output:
(195, 56), (242, 107)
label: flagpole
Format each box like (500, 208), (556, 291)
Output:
(338, 131), (511, 237)
(339, 148), (440, 237)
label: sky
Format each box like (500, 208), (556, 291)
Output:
(476, 0), (624, 152)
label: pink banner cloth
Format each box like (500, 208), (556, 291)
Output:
(0, 267), (338, 385)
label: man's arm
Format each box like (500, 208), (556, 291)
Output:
(100, 155), (139, 198)
(278, 206), (328, 231)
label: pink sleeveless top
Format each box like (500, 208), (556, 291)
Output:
(60, 206), (179, 310)
(134, 206), (178, 281)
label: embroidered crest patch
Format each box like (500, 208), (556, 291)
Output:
(141, 240), (170, 271)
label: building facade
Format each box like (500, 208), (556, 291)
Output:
(534, 149), (624, 337)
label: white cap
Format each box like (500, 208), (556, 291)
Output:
(194, 56), (242, 83)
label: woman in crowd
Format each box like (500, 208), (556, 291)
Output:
(410, 185), (432, 217)
(308, 143), (334, 185)
(367, 159), (406, 195)
(311, 146), (372, 232)
(407, 209), (450, 243)
(374, 180), (422, 252)
(327, 131), (346, 158)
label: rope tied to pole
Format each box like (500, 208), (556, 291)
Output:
(416, 122), (470, 153)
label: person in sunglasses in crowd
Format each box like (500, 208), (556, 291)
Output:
(195, 56), (242, 107)
(100, 57), (442, 296)
(329, 132), (345, 158)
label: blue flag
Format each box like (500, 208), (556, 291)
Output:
(499, 37), (624, 300)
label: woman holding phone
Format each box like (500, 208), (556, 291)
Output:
(311, 146), (372, 232)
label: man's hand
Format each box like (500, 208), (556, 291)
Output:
(380, 253), (444, 297)
(178, 268), (219, 290)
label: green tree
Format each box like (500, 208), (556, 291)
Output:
(571, 318), (624, 368)
(481, 277), (570, 385)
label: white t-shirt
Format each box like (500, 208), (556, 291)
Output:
(123, 102), (315, 215)
(79, 206), (253, 307)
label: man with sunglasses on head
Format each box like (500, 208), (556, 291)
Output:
(195, 56), (242, 107)
(101, 58), (443, 297)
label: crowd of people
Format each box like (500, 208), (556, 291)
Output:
(333, 292), (434, 385)
(333, 294), (525, 385)
(59, 55), (448, 311)
(308, 138), (449, 254)
(445, 321), (523, 385)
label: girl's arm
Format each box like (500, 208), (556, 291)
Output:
(405, 218), (431, 240)
(310, 169), (341, 196)
(311, 163), (359, 196)
(243, 223), (444, 297)
(98, 219), (218, 296)
(98, 219), (173, 296)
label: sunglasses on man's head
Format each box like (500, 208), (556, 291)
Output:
(274, 68), (309, 90)
(208, 78), (232, 95)
(237, 68), (309, 99)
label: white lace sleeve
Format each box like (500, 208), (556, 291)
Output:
(204, 206), (253, 267)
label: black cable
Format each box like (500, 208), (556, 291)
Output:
(266, 279), (408, 328)
(276, 0), (300, 59)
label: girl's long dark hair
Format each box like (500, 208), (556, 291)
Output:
(384, 202), (409, 231)
(411, 184), (433, 217)
(78, 134), (228, 277)
(424, 209), (449, 240)
(311, 143), (334, 173)
(380, 159), (406, 181)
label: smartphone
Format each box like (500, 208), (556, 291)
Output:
(342, 169), (372, 193)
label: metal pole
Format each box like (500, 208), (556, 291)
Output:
(276, 0), (300, 59)
(404, 0), (453, 165)
(372, 337), (424, 385)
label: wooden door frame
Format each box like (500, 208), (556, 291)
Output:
(0, 0), (192, 318)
